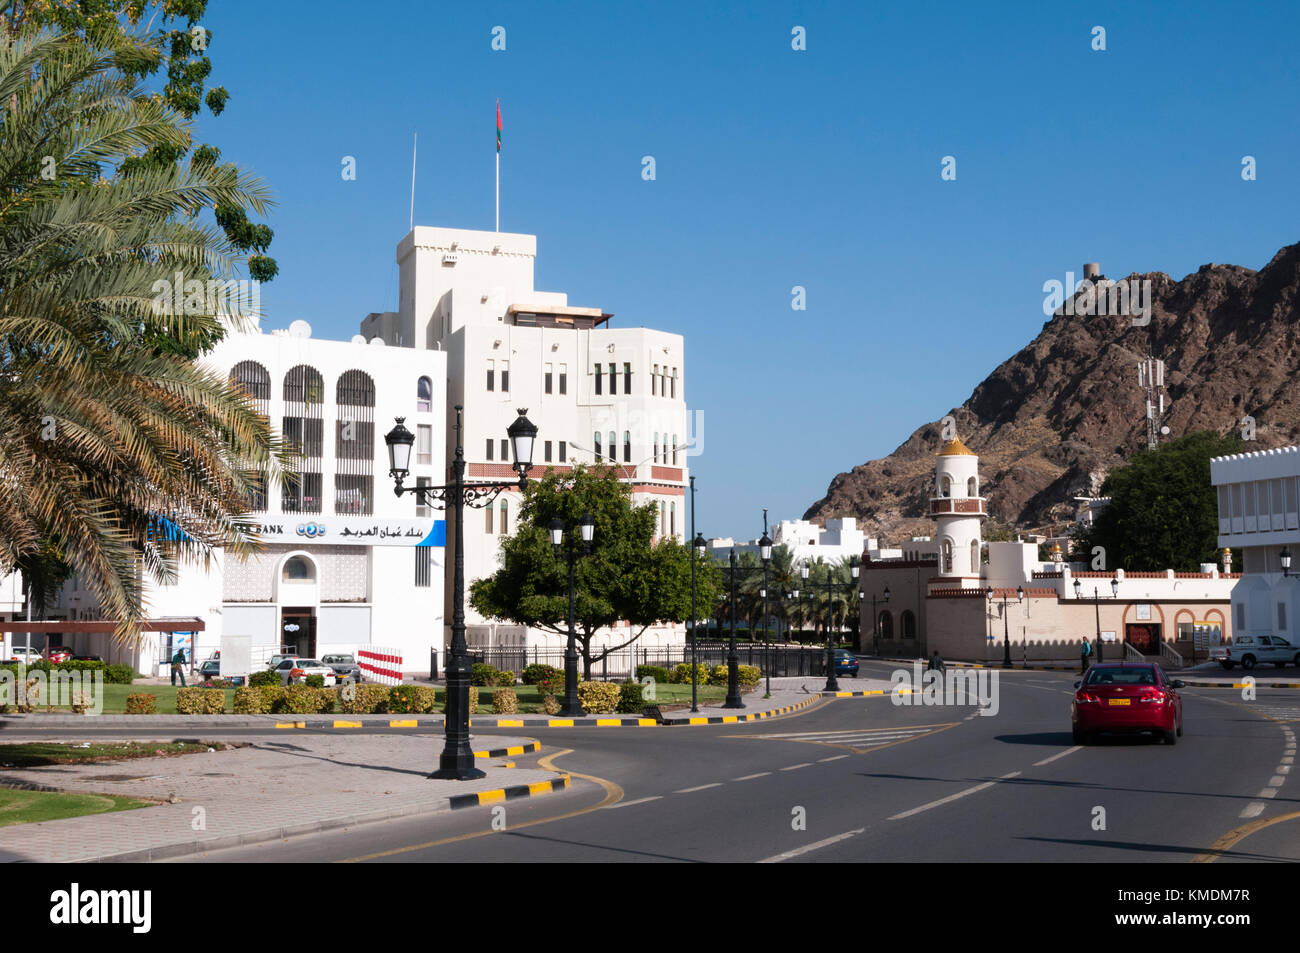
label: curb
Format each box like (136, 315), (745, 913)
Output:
(55, 772), (574, 864)
(1179, 681), (1300, 689)
(820, 688), (920, 698)
(659, 696), (818, 725)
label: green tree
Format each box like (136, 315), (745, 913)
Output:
(0, 28), (285, 639)
(470, 465), (721, 678)
(1075, 431), (1245, 572)
(0, 0), (277, 284)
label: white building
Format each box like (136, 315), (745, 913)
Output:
(709, 517), (903, 565)
(361, 226), (691, 656)
(39, 318), (449, 676)
(1211, 445), (1300, 645)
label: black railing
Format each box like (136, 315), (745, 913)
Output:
(465, 643), (830, 679)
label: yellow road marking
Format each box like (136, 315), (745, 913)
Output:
(1194, 810), (1300, 862)
(333, 721), (361, 728)
(337, 748), (623, 863)
(389, 719), (418, 728)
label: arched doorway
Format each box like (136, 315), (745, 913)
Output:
(277, 552), (319, 657)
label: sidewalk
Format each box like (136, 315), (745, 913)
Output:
(0, 734), (563, 863)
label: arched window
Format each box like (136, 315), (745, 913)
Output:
(940, 475), (951, 497)
(417, 376), (433, 412)
(967, 476), (978, 497)
(594, 432), (602, 459)
(608, 432), (616, 465)
(659, 501), (666, 535)
(653, 432), (659, 463)
(336, 370), (375, 515)
(623, 431), (631, 463)
(901, 610), (916, 639)
(283, 365), (324, 513)
(229, 361), (270, 510)
(282, 555), (315, 583)
(878, 610), (894, 640)
(670, 502), (676, 537)
(498, 498), (509, 535)
(942, 539), (953, 574)
(971, 539), (980, 572)
(672, 434), (678, 465)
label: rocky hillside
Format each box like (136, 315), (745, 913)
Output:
(805, 242), (1300, 540)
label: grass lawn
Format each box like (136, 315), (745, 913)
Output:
(0, 788), (152, 827)
(13, 683), (238, 714)
(0, 741), (216, 768)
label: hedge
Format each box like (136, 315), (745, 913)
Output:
(337, 683), (391, 714)
(492, 687), (519, 714)
(271, 685), (334, 715)
(125, 693), (157, 714)
(635, 665), (671, 684)
(616, 681), (644, 714)
(470, 663), (499, 687)
(708, 664), (761, 688)
(522, 663), (562, 685)
(577, 681), (621, 714)
(175, 688), (226, 714)
(670, 663), (710, 685)
(0, 660), (137, 683)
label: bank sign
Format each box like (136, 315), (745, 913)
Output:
(250, 518), (446, 547)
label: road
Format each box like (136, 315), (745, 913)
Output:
(129, 660), (1300, 863)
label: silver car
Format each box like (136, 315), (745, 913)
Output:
(273, 657), (337, 686)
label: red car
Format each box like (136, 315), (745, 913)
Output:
(46, 646), (73, 664)
(1072, 663), (1184, 746)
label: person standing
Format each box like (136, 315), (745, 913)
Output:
(1080, 637), (1093, 675)
(171, 648), (187, 687)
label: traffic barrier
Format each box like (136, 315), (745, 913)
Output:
(358, 647), (403, 685)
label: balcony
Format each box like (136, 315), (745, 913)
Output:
(929, 496), (988, 517)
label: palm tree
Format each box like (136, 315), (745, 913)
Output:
(0, 29), (284, 641)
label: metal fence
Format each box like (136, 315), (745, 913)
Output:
(466, 643), (829, 680)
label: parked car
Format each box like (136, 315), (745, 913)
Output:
(6, 646), (43, 663)
(198, 659), (223, 679)
(46, 646), (73, 664)
(1210, 634), (1300, 670)
(72, 655), (103, 663)
(321, 654), (362, 682)
(266, 654), (296, 670)
(1072, 663), (1184, 745)
(832, 649), (860, 678)
(273, 657), (337, 686)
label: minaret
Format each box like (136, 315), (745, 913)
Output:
(930, 436), (988, 587)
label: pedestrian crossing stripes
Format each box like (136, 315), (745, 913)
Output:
(1245, 705), (1300, 723)
(733, 724), (956, 752)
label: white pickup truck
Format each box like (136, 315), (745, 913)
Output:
(1211, 634), (1300, 670)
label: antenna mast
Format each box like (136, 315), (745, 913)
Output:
(1137, 355), (1168, 449)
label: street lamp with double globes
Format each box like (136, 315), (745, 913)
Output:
(1073, 575), (1120, 663)
(985, 585), (1023, 669)
(385, 407), (537, 781)
(550, 512), (594, 717)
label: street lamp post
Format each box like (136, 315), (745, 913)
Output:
(724, 548), (744, 708)
(385, 407), (537, 781)
(1283, 546), (1292, 578)
(690, 529), (706, 713)
(759, 530), (772, 699)
(1073, 576), (1120, 662)
(985, 585), (1023, 669)
(549, 513), (594, 717)
(818, 557), (859, 693)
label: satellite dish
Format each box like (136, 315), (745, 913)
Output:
(1160, 426), (1171, 436)
(350, 334), (366, 345)
(369, 336), (386, 346)
(288, 319), (312, 338)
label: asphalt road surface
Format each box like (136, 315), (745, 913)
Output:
(133, 661), (1300, 863)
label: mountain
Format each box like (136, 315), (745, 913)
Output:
(804, 242), (1300, 540)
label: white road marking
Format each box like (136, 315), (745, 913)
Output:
(1260, 788), (1279, 799)
(817, 755), (850, 763)
(600, 796), (662, 810)
(1279, 765), (1291, 774)
(780, 763), (813, 771)
(889, 771), (1023, 820)
(733, 772), (771, 781)
(673, 783), (723, 794)
(1033, 746), (1083, 767)
(1269, 775), (1286, 787)
(749, 727), (937, 740)
(1283, 757), (1294, 765)
(1241, 802), (1267, 819)
(756, 829), (865, 864)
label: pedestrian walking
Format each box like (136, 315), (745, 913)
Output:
(1080, 637), (1092, 674)
(171, 649), (187, 687)
(927, 649), (946, 674)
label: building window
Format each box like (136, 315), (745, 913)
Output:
(659, 501), (665, 535)
(486, 360), (495, 392)
(336, 370), (375, 514)
(501, 360), (510, 393)
(335, 475), (372, 515)
(942, 539), (953, 574)
(940, 476), (951, 497)
(417, 424), (432, 465)
(416, 477), (431, 517)
(1236, 602), (1246, 630)
(500, 438), (508, 462)
(672, 434), (678, 465)
(967, 476), (977, 496)
(671, 368), (677, 398)
(879, 611), (894, 639)
(594, 364), (602, 396)
(652, 364), (658, 396)
(282, 556), (315, 583)
(594, 432), (602, 459)
(971, 539), (980, 571)
(609, 362), (617, 393)
(608, 432), (616, 464)
(545, 364), (553, 394)
(670, 502), (675, 537)
(624, 432), (631, 463)
(282, 364), (323, 513)
(486, 439), (494, 461)
(415, 547), (432, 587)
(417, 376), (433, 412)
(901, 610), (916, 639)
(485, 503), (494, 533)
(559, 365), (567, 395)
(559, 441), (566, 463)
(653, 432), (659, 463)
(624, 362), (632, 394)
(544, 440), (552, 463)
(499, 498), (509, 535)
(1281, 602), (1289, 632)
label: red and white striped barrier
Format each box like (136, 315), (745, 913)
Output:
(358, 647), (403, 685)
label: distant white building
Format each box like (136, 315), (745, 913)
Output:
(709, 517), (902, 565)
(1211, 446), (1300, 645)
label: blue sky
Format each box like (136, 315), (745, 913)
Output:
(199, 0), (1300, 541)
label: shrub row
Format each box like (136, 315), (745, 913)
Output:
(470, 663), (516, 687)
(635, 664), (671, 684)
(0, 661), (137, 683)
(576, 680), (621, 714)
(521, 663), (562, 685)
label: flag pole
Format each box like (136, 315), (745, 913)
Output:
(409, 132), (417, 232)
(495, 149), (499, 233)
